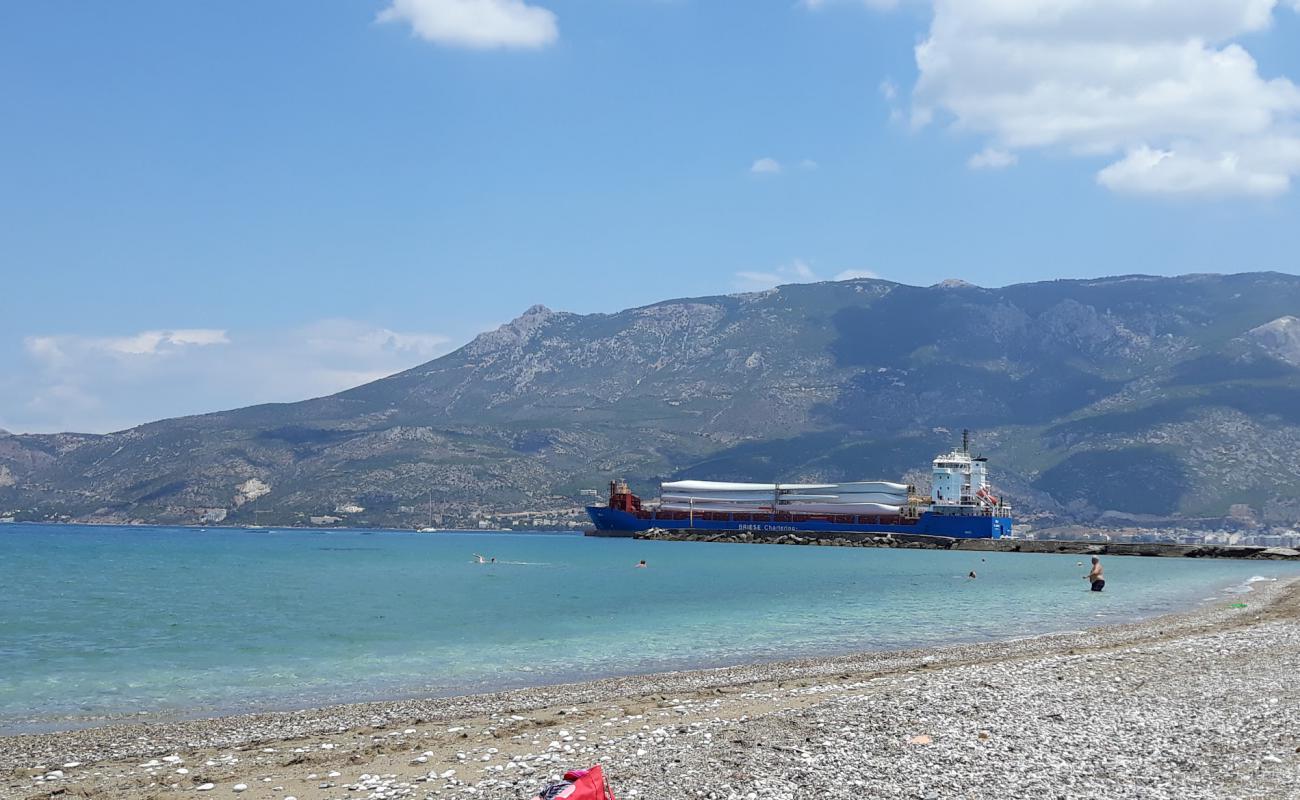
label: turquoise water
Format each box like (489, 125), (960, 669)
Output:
(1, 523), (1296, 733)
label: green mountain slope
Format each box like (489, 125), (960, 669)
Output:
(3, 272), (1299, 529)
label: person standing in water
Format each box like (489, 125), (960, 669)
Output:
(1085, 557), (1105, 592)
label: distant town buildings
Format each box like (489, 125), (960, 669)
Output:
(1019, 526), (1300, 548)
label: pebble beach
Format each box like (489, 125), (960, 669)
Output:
(3, 579), (1297, 800)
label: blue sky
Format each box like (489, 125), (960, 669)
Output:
(3, 0), (1300, 433)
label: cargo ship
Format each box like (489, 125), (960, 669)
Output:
(586, 434), (1011, 539)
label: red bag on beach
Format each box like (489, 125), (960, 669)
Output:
(529, 764), (617, 800)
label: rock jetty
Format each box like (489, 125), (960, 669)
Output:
(632, 528), (1300, 560)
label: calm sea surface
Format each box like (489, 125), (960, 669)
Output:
(1, 523), (1296, 732)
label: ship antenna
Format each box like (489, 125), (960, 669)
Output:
(962, 428), (970, 454)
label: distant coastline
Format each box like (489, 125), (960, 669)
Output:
(0, 521), (573, 534)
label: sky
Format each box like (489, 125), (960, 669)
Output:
(2, 0), (1300, 434)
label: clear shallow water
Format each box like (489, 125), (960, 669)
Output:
(1, 523), (1296, 732)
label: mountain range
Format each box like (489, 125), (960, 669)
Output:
(3, 271), (1300, 532)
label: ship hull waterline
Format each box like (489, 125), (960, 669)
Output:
(586, 506), (1011, 539)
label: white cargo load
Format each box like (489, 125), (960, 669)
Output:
(661, 480), (827, 492)
(661, 493), (777, 504)
(660, 501), (902, 515)
(661, 479), (909, 494)
(810, 481), (909, 493)
(778, 492), (907, 504)
(660, 502), (774, 513)
(776, 502), (901, 515)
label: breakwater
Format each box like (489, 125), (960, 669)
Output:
(629, 527), (1300, 560)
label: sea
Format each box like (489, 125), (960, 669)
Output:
(1, 523), (1296, 734)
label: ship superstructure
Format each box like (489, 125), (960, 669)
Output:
(586, 432), (1011, 539)
(928, 429), (1002, 516)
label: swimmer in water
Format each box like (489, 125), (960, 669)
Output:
(635, 560), (647, 568)
(968, 570), (977, 579)
(1084, 556), (1105, 592)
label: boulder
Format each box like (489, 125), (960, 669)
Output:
(1253, 547), (1300, 560)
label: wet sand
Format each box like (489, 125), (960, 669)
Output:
(3, 580), (1297, 799)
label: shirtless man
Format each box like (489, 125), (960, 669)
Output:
(1085, 557), (1105, 592)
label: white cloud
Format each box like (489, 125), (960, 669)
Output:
(735, 260), (877, 290)
(750, 157), (819, 174)
(908, 0), (1300, 196)
(735, 259), (815, 290)
(968, 147), (1017, 170)
(1096, 144), (1295, 196)
(377, 0), (558, 49)
(21, 329), (230, 371)
(834, 269), (880, 281)
(107, 329), (229, 356)
(8, 321), (453, 434)
(879, 79), (898, 101)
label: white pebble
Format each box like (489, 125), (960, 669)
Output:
(233, 784), (248, 792)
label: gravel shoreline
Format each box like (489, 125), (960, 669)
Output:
(3, 579), (1298, 799)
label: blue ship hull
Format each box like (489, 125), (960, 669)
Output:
(586, 506), (1010, 539)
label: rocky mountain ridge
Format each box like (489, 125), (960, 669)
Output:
(2, 272), (1299, 532)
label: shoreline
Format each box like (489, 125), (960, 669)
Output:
(4, 578), (1298, 798)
